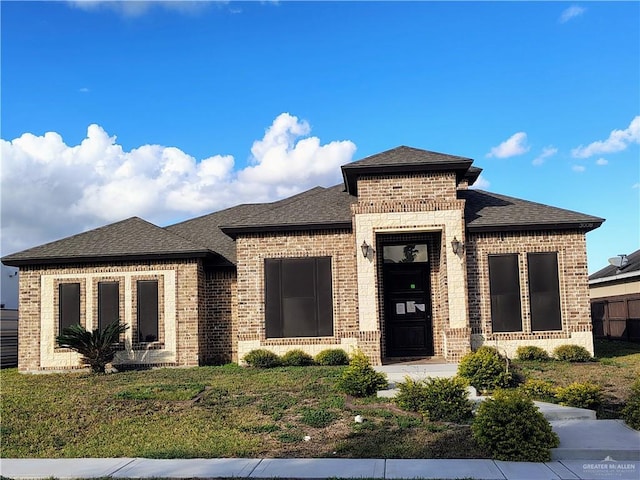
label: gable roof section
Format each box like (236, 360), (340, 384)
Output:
(460, 189), (605, 233)
(220, 184), (355, 238)
(2, 217), (210, 267)
(589, 249), (640, 283)
(341, 146), (473, 195)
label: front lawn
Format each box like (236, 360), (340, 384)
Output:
(2, 339), (637, 459)
(0, 364), (485, 459)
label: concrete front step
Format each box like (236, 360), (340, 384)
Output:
(551, 420), (640, 461)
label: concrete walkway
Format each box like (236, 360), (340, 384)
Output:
(2, 457), (640, 479)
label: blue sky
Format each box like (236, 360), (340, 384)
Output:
(1, 1), (639, 307)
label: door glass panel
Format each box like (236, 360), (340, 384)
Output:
(383, 244), (428, 263)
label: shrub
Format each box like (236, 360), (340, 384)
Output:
(555, 382), (603, 409)
(281, 349), (315, 366)
(516, 346), (550, 361)
(394, 376), (473, 423)
(243, 349), (282, 368)
(553, 344), (592, 362)
(457, 346), (513, 393)
(56, 319), (129, 374)
(518, 379), (556, 403)
(336, 349), (388, 397)
(315, 348), (350, 366)
(622, 379), (640, 430)
(472, 390), (559, 461)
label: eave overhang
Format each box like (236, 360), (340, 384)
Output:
(341, 160), (473, 195)
(221, 221), (353, 239)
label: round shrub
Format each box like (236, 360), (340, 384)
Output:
(472, 390), (559, 461)
(516, 346), (550, 361)
(243, 349), (282, 368)
(622, 379), (640, 430)
(555, 382), (603, 409)
(458, 346), (513, 393)
(553, 344), (592, 362)
(315, 348), (349, 366)
(281, 349), (315, 366)
(336, 349), (388, 397)
(394, 376), (473, 423)
(518, 379), (556, 403)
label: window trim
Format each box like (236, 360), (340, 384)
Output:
(265, 256), (334, 339)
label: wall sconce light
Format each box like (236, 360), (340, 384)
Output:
(361, 240), (372, 258)
(451, 237), (463, 255)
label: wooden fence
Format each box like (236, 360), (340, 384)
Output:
(591, 294), (640, 342)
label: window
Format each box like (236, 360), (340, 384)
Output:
(98, 282), (120, 331)
(488, 254), (523, 332)
(265, 257), (333, 338)
(528, 252), (562, 331)
(137, 280), (159, 342)
(59, 283), (80, 332)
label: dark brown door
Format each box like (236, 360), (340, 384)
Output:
(383, 263), (433, 357)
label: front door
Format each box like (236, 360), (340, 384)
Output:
(382, 244), (433, 357)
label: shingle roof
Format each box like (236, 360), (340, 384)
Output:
(341, 146), (473, 195)
(220, 185), (355, 238)
(459, 189), (605, 233)
(589, 249), (640, 281)
(2, 217), (210, 266)
(2, 146), (606, 268)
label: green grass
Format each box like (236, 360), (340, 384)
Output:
(513, 339), (640, 418)
(0, 364), (487, 459)
(2, 340), (638, 459)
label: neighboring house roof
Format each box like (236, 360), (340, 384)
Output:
(589, 249), (640, 284)
(1, 146), (605, 267)
(341, 146), (473, 195)
(2, 217), (211, 267)
(460, 190), (604, 233)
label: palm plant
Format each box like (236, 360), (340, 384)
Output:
(56, 319), (128, 374)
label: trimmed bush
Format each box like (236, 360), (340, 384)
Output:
(472, 390), (559, 461)
(394, 376), (473, 423)
(516, 346), (550, 361)
(518, 379), (556, 402)
(555, 382), (603, 409)
(458, 346), (513, 393)
(315, 348), (350, 366)
(281, 349), (315, 366)
(336, 349), (388, 397)
(622, 379), (640, 430)
(553, 344), (592, 362)
(243, 349), (282, 368)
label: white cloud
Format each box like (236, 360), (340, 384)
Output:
(486, 132), (530, 158)
(470, 175), (490, 190)
(1, 113), (356, 256)
(633, 183), (640, 189)
(559, 5), (585, 23)
(571, 116), (640, 158)
(68, 1), (211, 17)
(532, 146), (558, 166)
(79, 87), (90, 93)
(596, 158), (608, 166)
(572, 164), (586, 173)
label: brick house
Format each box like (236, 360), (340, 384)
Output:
(2, 146), (604, 372)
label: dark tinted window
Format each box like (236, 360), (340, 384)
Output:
(98, 282), (119, 331)
(265, 257), (333, 338)
(528, 253), (562, 331)
(59, 283), (80, 331)
(137, 280), (158, 342)
(488, 254), (522, 332)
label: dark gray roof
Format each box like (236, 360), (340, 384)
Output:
(221, 185), (355, 238)
(2, 146), (606, 268)
(589, 249), (640, 281)
(459, 189), (605, 233)
(341, 146), (473, 195)
(2, 217), (210, 266)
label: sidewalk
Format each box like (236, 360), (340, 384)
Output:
(2, 457), (640, 479)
